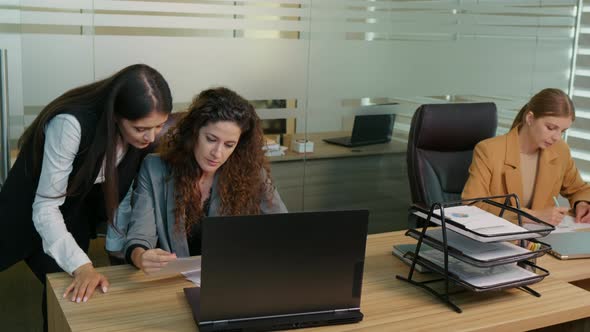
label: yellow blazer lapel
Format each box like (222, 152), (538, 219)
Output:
(531, 147), (560, 209)
(503, 129), (524, 207)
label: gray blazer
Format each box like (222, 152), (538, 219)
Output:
(123, 154), (288, 258)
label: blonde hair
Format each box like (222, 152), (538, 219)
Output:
(511, 88), (575, 129)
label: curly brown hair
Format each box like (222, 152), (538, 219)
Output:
(159, 87), (273, 232)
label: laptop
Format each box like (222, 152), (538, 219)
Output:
(323, 114), (395, 147)
(184, 210), (369, 332)
(541, 232), (590, 260)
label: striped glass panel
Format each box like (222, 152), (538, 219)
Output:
(0, 0), (579, 143)
(570, 2), (590, 180)
(306, 0), (576, 135)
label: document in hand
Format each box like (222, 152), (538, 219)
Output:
(552, 215), (590, 233)
(413, 205), (541, 242)
(147, 256), (201, 277)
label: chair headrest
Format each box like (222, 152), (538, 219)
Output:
(412, 102), (497, 151)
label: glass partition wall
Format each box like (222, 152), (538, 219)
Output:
(1, 0), (579, 232)
(304, 0), (578, 232)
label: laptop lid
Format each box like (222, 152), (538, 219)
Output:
(198, 210), (369, 326)
(350, 114), (395, 144)
(541, 232), (590, 259)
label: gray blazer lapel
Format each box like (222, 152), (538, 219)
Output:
(208, 174), (221, 217)
(165, 176), (190, 257)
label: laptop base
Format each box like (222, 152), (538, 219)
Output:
(184, 287), (363, 332)
(323, 137), (390, 148)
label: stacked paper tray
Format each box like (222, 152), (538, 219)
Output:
(412, 205), (553, 242)
(405, 228), (550, 267)
(404, 251), (549, 292)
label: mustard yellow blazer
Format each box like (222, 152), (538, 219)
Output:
(462, 127), (590, 214)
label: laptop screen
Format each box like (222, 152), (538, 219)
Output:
(199, 210), (369, 323)
(351, 114), (395, 143)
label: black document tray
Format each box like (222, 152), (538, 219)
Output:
(404, 252), (549, 293)
(405, 228), (551, 267)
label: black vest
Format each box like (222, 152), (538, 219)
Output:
(0, 109), (148, 271)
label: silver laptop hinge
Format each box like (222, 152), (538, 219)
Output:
(202, 307), (361, 326)
(333, 307), (360, 313)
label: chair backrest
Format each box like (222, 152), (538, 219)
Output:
(406, 102), (497, 208)
(151, 111), (187, 149)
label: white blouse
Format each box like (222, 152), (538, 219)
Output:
(32, 114), (126, 275)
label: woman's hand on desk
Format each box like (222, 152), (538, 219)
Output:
(131, 248), (177, 274)
(526, 207), (569, 225)
(64, 263), (109, 303)
(575, 202), (590, 223)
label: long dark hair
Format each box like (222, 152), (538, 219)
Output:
(159, 87), (271, 232)
(19, 64), (173, 222)
(511, 88), (575, 129)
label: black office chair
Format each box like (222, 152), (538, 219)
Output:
(406, 102), (497, 228)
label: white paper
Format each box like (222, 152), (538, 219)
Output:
(147, 256), (202, 277)
(413, 208), (541, 242)
(552, 215), (590, 233)
(418, 250), (538, 288)
(425, 229), (529, 261)
(182, 269), (201, 286)
(433, 206), (527, 234)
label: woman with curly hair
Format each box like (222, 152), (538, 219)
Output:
(123, 87), (287, 273)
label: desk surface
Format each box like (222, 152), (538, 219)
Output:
(268, 131), (407, 163)
(9, 132), (406, 166)
(47, 231), (590, 332)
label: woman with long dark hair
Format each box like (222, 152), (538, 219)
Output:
(123, 87), (287, 273)
(462, 88), (590, 225)
(0, 64), (173, 326)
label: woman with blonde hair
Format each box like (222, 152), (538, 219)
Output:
(462, 88), (590, 225)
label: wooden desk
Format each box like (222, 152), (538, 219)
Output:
(47, 231), (590, 332)
(267, 132), (411, 233)
(267, 131), (407, 163)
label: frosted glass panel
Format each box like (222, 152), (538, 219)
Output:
(304, 0), (577, 232)
(21, 36), (94, 106)
(4, 0), (580, 235)
(307, 0), (576, 134)
(93, 37), (308, 107)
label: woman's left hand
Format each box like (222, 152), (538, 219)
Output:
(63, 263), (110, 303)
(575, 201), (590, 223)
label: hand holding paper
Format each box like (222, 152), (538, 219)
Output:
(147, 256), (202, 277)
(133, 248), (177, 275)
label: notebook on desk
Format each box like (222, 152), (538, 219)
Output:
(323, 114), (395, 147)
(184, 210), (369, 332)
(541, 232), (590, 260)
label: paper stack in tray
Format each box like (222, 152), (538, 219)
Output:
(263, 136), (287, 157)
(412, 205), (540, 242)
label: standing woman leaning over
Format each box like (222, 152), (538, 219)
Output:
(123, 87), (287, 274)
(462, 88), (590, 225)
(0, 64), (172, 322)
